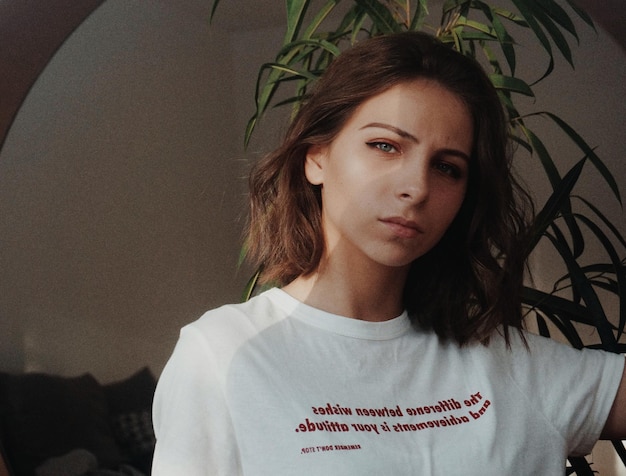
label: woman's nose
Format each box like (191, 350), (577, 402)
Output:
(396, 162), (429, 205)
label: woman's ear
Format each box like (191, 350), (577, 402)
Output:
(304, 145), (326, 186)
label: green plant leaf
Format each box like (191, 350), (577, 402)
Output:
(355, 0), (404, 33)
(301, 0), (342, 39)
(550, 164), (588, 259)
(574, 213), (626, 339)
(252, 65), (288, 120)
(522, 288), (589, 324)
(454, 18), (495, 37)
(542, 309), (586, 348)
(528, 2), (574, 67)
(442, 0), (470, 14)
(277, 38), (342, 59)
(527, 157), (585, 254)
(509, 134), (532, 154)
(563, 0), (595, 30)
(449, 30), (498, 42)
(567, 456), (595, 475)
(351, 7), (370, 42)
(244, 114), (259, 148)
(489, 11), (516, 74)
(246, 51), (304, 144)
(509, 0), (555, 82)
(517, 123), (587, 260)
(534, 312), (551, 337)
(492, 6), (527, 27)
(472, 1), (516, 74)
(489, 74), (534, 96)
(518, 125), (561, 189)
(329, 3), (366, 43)
(549, 223), (584, 296)
(241, 266), (263, 302)
(246, 38), (325, 145)
(522, 287), (593, 329)
(209, 0), (221, 23)
(285, 0), (311, 43)
(409, 0), (429, 30)
(545, 229), (618, 351)
(536, 0), (579, 41)
(515, 126), (588, 262)
(574, 196), (626, 250)
(263, 63), (320, 81)
(538, 112), (622, 204)
(481, 41), (504, 75)
(612, 440), (626, 466)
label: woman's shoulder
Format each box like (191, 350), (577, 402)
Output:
(183, 287), (288, 338)
(165, 288), (288, 365)
(477, 326), (624, 387)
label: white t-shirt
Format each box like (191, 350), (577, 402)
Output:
(152, 288), (624, 475)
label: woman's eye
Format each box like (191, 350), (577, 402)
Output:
(367, 141), (397, 153)
(435, 162), (462, 179)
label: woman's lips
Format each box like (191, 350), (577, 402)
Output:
(380, 217), (423, 239)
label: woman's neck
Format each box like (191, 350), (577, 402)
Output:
(282, 259), (409, 322)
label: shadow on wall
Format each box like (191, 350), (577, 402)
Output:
(0, 0), (251, 382)
(0, 0), (106, 154)
(0, 0), (106, 372)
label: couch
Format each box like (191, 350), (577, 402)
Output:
(0, 367), (156, 476)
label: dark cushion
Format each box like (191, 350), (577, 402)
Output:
(0, 372), (123, 476)
(112, 410), (155, 467)
(103, 367), (156, 415)
(103, 368), (156, 474)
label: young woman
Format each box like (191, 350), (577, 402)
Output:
(152, 32), (626, 475)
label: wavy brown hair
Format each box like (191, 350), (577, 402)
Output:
(246, 31), (533, 344)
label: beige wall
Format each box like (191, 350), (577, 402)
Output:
(0, 0), (624, 472)
(0, 1), (253, 381)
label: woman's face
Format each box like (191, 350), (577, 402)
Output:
(304, 79), (473, 274)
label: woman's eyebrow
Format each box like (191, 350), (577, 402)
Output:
(360, 122), (418, 143)
(360, 122), (470, 161)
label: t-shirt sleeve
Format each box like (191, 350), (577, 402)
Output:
(152, 324), (241, 475)
(506, 332), (625, 457)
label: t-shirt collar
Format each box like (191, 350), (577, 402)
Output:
(266, 287), (412, 341)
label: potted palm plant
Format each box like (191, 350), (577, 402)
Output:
(212, 1), (626, 473)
